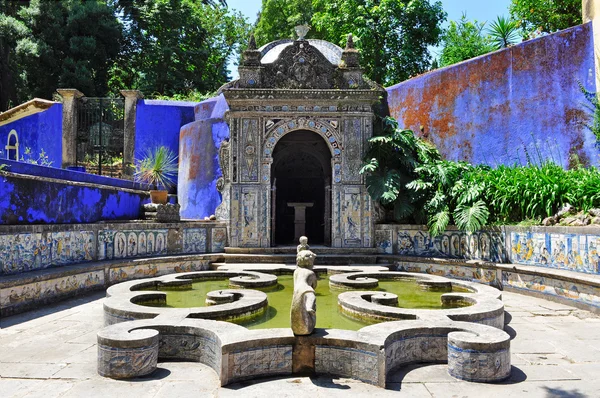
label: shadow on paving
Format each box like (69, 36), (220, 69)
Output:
(386, 364), (528, 389)
(543, 386), (588, 398)
(0, 290), (105, 328)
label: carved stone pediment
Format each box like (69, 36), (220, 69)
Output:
(264, 40), (336, 89)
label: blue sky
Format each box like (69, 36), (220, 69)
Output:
(226, 0), (512, 77)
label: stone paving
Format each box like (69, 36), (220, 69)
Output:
(1, 291), (600, 397)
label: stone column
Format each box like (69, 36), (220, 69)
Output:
(57, 89), (84, 169)
(584, 0), (600, 94)
(120, 90), (144, 180)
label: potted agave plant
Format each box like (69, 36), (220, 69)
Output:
(135, 146), (178, 204)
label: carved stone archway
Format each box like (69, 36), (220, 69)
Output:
(219, 33), (384, 248)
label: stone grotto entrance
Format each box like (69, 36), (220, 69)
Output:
(271, 130), (332, 245)
(218, 31), (385, 248)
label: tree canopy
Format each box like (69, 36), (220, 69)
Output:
(0, 0), (250, 111)
(509, 0), (582, 37)
(254, 0), (447, 86)
(439, 14), (494, 68)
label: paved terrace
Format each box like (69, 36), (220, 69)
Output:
(1, 291), (599, 397)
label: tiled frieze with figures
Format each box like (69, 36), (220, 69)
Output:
(509, 230), (600, 274)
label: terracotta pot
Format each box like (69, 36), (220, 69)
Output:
(150, 190), (168, 204)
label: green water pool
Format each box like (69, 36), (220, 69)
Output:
(142, 275), (462, 331)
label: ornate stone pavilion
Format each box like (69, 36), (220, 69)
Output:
(218, 29), (384, 248)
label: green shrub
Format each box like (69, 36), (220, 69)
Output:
(361, 118), (600, 236)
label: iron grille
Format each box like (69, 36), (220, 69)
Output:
(76, 97), (125, 178)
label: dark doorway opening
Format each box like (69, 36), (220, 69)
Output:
(271, 130), (332, 245)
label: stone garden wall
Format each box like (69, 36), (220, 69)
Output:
(178, 95), (230, 220)
(375, 224), (600, 312)
(0, 159), (150, 225)
(0, 100), (63, 167)
(0, 220), (227, 275)
(386, 23), (598, 168)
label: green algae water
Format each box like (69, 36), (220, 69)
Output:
(143, 275), (458, 331)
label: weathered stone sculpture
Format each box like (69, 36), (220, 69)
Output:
(291, 237), (317, 335)
(296, 235), (310, 253)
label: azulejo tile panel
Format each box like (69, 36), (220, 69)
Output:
(0, 231), (95, 274)
(397, 230), (505, 262)
(0, 271), (104, 308)
(183, 228), (207, 254)
(0, 233), (50, 274)
(109, 260), (209, 284)
(396, 262), (498, 286)
(50, 231), (95, 266)
(211, 228), (227, 252)
(502, 271), (600, 308)
(315, 345), (379, 385)
(229, 345), (292, 380)
(98, 229), (168, 260)
(510, 231), (600, 274)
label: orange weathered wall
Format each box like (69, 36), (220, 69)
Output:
(386, 23), (598, 167)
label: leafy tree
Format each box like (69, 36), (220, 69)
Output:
(487, 16), (520, 49)
(253, 0), (317, 45)
(439, 14), (494, 67)
(17, 0), (122, 100)
(0, 1), (30, 110)
(314, 0), (446, 85)
(254, 0), (446, 86)
(509, 0), (582, 37)
(112, 0), (250, 96)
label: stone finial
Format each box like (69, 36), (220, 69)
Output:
(248, 34), (257, 50)
(242, 34), (261, 66)
(340, 33), (360, 68)
(295, 24), (310, 40)
(345, 33), (355, 50)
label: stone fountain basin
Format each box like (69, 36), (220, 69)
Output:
(98, 269), (511, 386)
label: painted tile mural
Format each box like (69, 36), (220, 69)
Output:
(396, 261), (498, 286)
(109, 260), (210, 284)
(0, 233), (50, 274)
(98, 229), (168, 260)
(183, 228), (207, 254)
(502, 271), (600, 308)
(211, 228), (227, 252)
(0, 271), (104, 308)
(375, 229), (393, 254)
(510, 231), (600, 274)
(0, 231), (95, 274)
(50, 231), (95, 265)
(374, 227), (506, 263)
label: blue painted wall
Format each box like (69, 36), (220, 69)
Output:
(386, 23), (598, 168)
(0, 160), (148, 224)
(134, 99), (197, 166)
(0, 104), (63, 167)
(178, 95), (230, 219)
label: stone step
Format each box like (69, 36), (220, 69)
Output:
(221, 253), (378, 265)
(211, 262), (390, 272)
(224, 246), (380, 255)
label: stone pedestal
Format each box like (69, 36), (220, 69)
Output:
(57, 89), (84, 169)
(143, 203), (180, 222)
(287, 202), (313, 242)
(120, 90), (144, 180)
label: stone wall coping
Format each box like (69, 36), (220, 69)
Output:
(0, 98), (58, 126)
(375, 223), (600, 235)
(0, 169), (150, 196)
(0, 220), (227, 234)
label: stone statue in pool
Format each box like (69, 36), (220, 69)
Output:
(291, 236), (317, 335)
